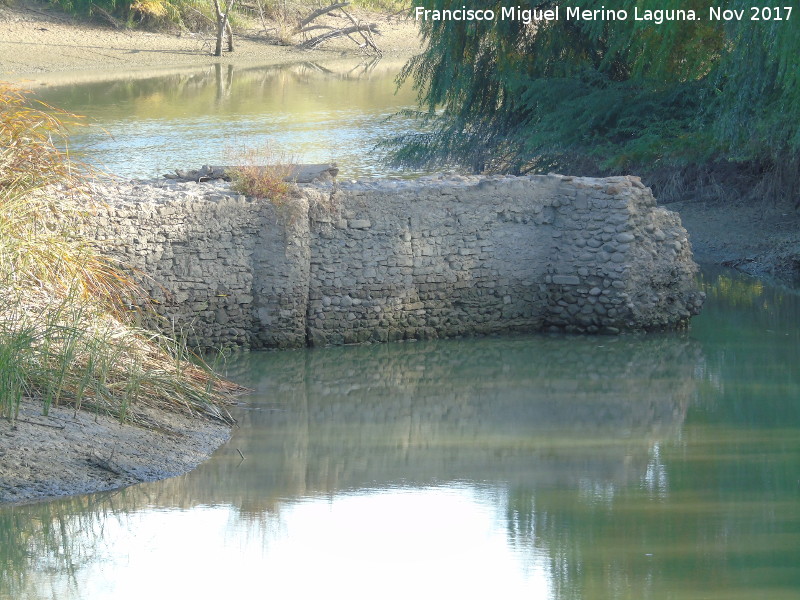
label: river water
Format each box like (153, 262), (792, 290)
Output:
(27, 59), (420, 179)
(2, 64), (800, 600)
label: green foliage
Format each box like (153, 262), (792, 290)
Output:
(351, 0), (409, 11)
(48, 0), (213, 28)
(391, 0), (800, 180)
(50, 0), (122, 18)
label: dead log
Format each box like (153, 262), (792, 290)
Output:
(299, 23), (380, 49)
(164, 163), (339, 183)
(294, 2), (350, 33)
(289, 163), (340, 183)
(340, 7), (381, 55)
(296, 24), (336, 35)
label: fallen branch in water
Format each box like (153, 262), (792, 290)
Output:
(293, 2), (381, 54)
(339, 8), (381, 55)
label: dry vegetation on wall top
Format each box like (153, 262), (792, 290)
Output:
(0, 82), (242, 427)
(226, 144), (296, 203)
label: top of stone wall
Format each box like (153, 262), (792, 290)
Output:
(88, 172), (653, 207)
(335, 172), (649, 195)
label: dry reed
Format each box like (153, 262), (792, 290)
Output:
(0, 82), (242, 425)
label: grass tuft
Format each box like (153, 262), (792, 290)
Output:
(0, 82), (242, 426)
(226, 143), (297, 203)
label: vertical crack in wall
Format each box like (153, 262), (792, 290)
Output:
(304, 197), (315, 348)
(93, 175), (704, 350)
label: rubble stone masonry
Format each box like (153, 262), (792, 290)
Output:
(88, 173), (704, 349)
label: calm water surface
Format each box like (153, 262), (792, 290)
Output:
(1, 270), (799, 600)
(29, 60), (420, 179)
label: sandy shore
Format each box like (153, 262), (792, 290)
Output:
(0, 0), (422, 84)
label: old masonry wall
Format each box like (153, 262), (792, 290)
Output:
(88, 173), (705, 349)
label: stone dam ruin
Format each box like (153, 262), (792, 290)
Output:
(89, 173), (705, 349)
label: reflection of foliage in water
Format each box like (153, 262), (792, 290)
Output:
(700, 270), (765, 309)
(0, 486), (172, 599)
(691, 268), (800, 427)
(0, 494), (123, 599)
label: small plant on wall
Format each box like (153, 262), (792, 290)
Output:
(225, 143), (297, 203)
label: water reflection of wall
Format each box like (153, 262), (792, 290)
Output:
(144, 334), (702, 512)
(6, 274), (800, 600)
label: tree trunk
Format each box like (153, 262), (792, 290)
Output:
(213, 0), (236, 57)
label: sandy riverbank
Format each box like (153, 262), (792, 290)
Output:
(0, 0), (421, 83)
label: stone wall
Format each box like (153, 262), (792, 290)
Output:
(88, 174), (704, 349)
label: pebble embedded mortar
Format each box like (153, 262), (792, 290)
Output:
(88, 173), (705, 348)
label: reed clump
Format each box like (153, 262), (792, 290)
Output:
(0, 82), (241, 425)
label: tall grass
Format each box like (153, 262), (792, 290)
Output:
(0, 82), (241, 425)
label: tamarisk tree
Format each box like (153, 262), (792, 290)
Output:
(390, 0), (800, 179)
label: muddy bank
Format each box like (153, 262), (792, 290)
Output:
(0, 400), (231, 505)
(667, 197), (800, 288)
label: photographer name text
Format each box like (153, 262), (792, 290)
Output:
(413, 5), (793, 25)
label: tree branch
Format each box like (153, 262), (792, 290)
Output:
(294, 2), (350, 33)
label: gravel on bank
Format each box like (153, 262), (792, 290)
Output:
(666, 198), (800, 288)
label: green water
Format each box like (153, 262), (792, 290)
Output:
(1, 269), (799, 600)
(29, 60), (420, 179)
